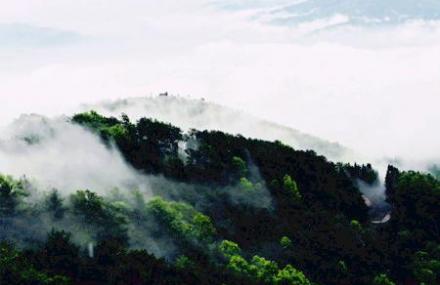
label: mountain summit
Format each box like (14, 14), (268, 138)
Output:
(81, 95), (352, 162)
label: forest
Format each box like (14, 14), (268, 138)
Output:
(1, 111), (439, 285)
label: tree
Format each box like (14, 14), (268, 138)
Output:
(391, 171), (440, 239)
(70, 190), (128, 242)
(412, 249), (440, 285)
(147, 197), (216, 244)
(219, 240), (241, 258)
(46, 190), (66, 220)
(0, 241), (71, 285)
(337, 260), (348, 274)
(0, 175), (27, 216)
(193, 212), (216, 241)
(239, 177), (254, 191)
(280, 236), (293, 249)
(274, 265), (312, 285)
(339, 163), (379, 185)
(220, 240), (312, 285)
(227, 254), (251, 277)
(372, 274), (395, 285)
(385, 165), (400, 203)
(283, 175), (301, 200)
(175, 255), (194, 270)
(40, 230), (80, 278)
(248, 255), (278, 284)
(350, 219), (363, 232)
(232, 156), (248, 179)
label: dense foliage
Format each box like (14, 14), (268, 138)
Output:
(0, 111), (438, 285)
(337, 163), (379, 185)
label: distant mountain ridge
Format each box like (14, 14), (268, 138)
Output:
(277, 0), (440, 24)
(219, 0), (440, 27)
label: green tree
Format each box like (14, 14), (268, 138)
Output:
(227, 255), (251, 277)
(283, 175), (301, 200)
(274, 264), (312, 285)
(392, 171), (440, 239)
(175, 255), (194, 270)
(280, 236), (293, 249)
(147, 197), (216, 243)
(220, 240), (312, 285)
(372, 274), (395, 285)
(193, 212), (216, 240)
(248, 255), (278, 284)
(72, 110), (128, 142)
(412, 250), (440, 285)
(219, 240), (241, 258)
(232, 156), (248, 178)
(350, 219), (363, 232)
(240, 177), (254, 191)
(0, 175), (27, 216)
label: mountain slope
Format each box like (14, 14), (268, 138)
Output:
(80, 95), (353, 162)
(0, 110), (439, 285)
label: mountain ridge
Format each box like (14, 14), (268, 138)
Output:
(80, 95), (354, 163)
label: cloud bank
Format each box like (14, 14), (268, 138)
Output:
(0, 114), (151, 196)
(0, 0), (439, 165)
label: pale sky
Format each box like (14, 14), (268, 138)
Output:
(1, 0), (439, 162)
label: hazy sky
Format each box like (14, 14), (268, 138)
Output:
(1, 0), (439, 161)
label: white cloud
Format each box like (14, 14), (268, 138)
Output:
(0, 114), (151, 196)
(0, 0), (439, 163)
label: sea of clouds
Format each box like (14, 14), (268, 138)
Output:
(0, 0), (439, 166)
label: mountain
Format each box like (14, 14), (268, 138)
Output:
(0, 109), (439, 285)
(80, 95), (354, 162)
(230, 0), (440, 26)
(283, 0), (440, 24)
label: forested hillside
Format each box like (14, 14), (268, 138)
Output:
(1, 111), (439, 285)
(81, 96), (351, 162)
